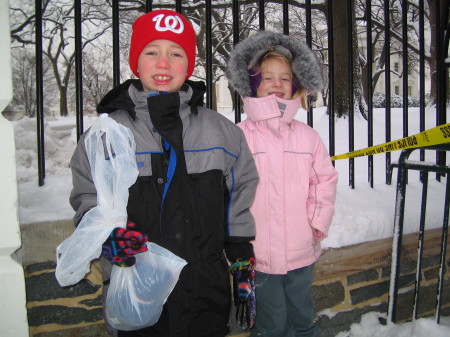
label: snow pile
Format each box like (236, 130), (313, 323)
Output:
(335, 312), (450, 337)
(14, 116), (91, 183)
(13, 110), (448, 250)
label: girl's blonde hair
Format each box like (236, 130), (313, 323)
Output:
(251, 50), (308, 109)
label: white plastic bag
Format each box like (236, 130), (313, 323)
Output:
(56, 114), (139, 287)
(105, 242), (187, 331)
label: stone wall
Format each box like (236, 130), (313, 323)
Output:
(313, 228), (450, 337)
(22, 222), (450, 337)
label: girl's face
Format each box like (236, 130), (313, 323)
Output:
(256, 57), (293, 100)
(137, 39), (188, 92)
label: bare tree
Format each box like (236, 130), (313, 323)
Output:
(10, 0), (112, 117)
(10, 0), (439, 119)
(11, 48), (38, 117)
(82, 44), (114, 114)
(190, 3), (260, 110)
(424, 0), (441, 105)
(101, 0), (441, 115)
(357, 0), (426, 103)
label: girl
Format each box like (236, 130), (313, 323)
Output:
(226, 31), (338, 337)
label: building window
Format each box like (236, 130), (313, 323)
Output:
(408, 86), (412, 96)
(394, 62), (399, 73)
(395, 86), (400, 95)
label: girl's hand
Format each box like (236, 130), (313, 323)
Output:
(313, 228), (325, 242)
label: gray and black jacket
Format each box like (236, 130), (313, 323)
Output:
(69, 79), (258, 336)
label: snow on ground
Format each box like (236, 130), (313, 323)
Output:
(14, 108), (449, 250)
(11, 107), (450, 336)
(334, 312), (450, 337)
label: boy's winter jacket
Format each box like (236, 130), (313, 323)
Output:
(238, 95), (338, 274)
(69, 79), (258, 336)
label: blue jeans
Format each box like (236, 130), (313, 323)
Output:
(250, 264), (320, 337)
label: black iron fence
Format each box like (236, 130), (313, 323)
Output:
(32, 0), (450, 186)
(387, 143), (450, 323)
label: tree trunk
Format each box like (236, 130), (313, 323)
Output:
(331, 0), (349, 117)
(59, 86), (68, 117)
(427, 0), (439, 105)
(329, 0), (365, 118)
(211, 81), (218, 112)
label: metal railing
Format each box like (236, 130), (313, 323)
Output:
(32, 0), (449, 186)
(387, 143), (450, 323)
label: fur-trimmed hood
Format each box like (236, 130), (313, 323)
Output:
(226, 30), (324, 97)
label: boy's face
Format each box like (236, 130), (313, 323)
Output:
(257, 58), (293, 100)
(137, 39), (189, 92)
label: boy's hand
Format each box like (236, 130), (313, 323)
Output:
(101, 221), (148, 267)
(231, 258), (256, 330)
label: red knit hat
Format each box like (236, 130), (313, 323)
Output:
(129, 10), (196, 79)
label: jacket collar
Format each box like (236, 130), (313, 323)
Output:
(128, 83), (194, 112)
(243, 95), (302, 124)
(96, 79), (206, 120)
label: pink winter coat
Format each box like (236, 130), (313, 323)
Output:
(238, 95), (338, 274)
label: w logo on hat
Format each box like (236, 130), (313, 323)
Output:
(153, 13), (184, 34)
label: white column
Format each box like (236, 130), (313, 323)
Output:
(0, 0), (30, 335)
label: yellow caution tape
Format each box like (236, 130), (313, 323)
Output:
(331, 123), (450, 161)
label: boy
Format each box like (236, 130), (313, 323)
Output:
(69, 9), (258, 337)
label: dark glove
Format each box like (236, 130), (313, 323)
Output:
(231, 257), (256, 330)
(101, 221), (148, 267)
